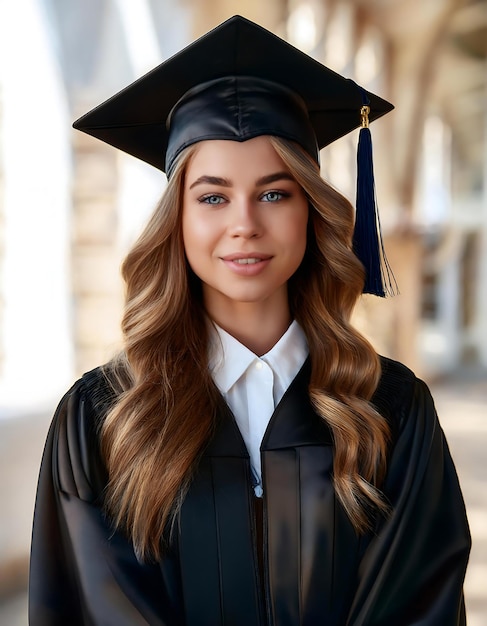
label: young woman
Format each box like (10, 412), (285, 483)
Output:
(29, 16), (470, 626)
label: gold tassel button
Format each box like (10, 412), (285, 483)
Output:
(360, 105), (370, 129)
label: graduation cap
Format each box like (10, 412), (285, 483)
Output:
(73, 15), (396, 296)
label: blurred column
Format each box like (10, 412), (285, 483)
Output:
(71, 125), (123, 376)
(66, 0), (126, 376)
(69, 0), (190, 376)
(479, 66), (487, 367)
(0, 73), (4, 379)
(0, 0), (73, 412)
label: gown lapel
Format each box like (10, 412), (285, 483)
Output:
(262, 360), (359, 625)
(177, 359), (359, 626)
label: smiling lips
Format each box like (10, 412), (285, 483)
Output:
(222, 253), (271, 262)
(233, 258), (263, 264)
(221, 253), (272, 275)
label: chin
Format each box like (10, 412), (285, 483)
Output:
(227, 293), (270, 304)
(229, 290), (287, 307)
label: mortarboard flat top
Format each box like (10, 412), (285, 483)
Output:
(73, 15), (393, 173)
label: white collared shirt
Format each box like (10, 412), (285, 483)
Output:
(208, 321), (309, 496)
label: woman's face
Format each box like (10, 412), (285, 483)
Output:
(182, 136), (308, 318)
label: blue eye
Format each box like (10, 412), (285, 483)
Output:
(261, 191), (286, 202)
(200, 194), (225, 205)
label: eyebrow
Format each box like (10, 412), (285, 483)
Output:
(189, 171), (295, 190)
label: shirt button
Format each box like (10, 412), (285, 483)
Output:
(255, 361), (263, 370)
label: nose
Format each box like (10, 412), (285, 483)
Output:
(227, 198), (262, 238)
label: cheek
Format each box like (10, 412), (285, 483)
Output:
(182, 209), (220, 272)
(182, 207), (205, 248)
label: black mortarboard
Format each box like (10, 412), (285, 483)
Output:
(73, 15), (396, 296)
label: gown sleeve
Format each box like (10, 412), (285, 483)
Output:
(28, 371), (179, 626)
(347, 369), (471, 626)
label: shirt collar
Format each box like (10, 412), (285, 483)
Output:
(208, 320), (308, 395)
(261, 321), (308, 392)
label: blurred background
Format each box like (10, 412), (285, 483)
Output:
(0, 0), (486, 623)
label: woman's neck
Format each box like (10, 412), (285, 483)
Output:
(206, 299), (292, 356)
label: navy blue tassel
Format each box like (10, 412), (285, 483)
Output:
(353, 102), (397, 297)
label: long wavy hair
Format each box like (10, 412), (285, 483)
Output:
(101, 136), (390, 561)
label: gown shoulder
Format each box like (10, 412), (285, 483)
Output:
(47, 365), (114, 501)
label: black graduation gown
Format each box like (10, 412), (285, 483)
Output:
(29, 357), (470, 625)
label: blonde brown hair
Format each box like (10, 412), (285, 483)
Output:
(101, 137), (390, 561)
